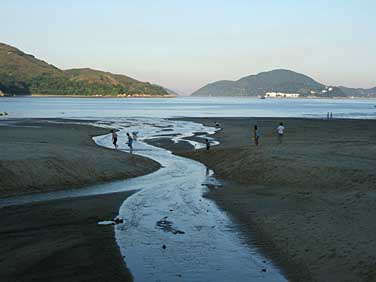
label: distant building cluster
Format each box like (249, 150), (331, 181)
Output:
(321, 87), (334, 94)
(311, 87), (334, 95)
(265, 92), (300, 98)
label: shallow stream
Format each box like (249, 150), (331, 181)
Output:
(95, 118), (287, 282)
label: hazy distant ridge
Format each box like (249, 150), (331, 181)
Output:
(0, 43), (168, 96)
(192, 69), (376, 98)
(338, 86), (376, 97)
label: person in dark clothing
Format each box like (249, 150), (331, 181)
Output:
(126, 132), (133, 154)
(253, 125), (260, 146)
(111, 129), (118, 149)
(205, 139), (210, 151)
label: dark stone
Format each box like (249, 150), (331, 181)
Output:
(114, 218), (124, 224)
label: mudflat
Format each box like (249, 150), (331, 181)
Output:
(173, 117), (376, 282)
(0, 119), (160, 197)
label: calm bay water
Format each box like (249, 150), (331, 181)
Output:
(0, 96), (375, 119)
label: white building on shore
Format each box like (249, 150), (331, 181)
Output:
(265, 92), (300, 98)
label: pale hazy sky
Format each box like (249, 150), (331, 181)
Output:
(1, 0), (375, 94)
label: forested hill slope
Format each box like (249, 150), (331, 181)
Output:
(0, 43), (168, 96)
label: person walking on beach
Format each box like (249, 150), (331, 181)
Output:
(205, 139), (210, 151)
(277, 122), (285, 144)
(111, 130), (118, 149)
(126, 132), (133, 154)
(253, 125), (260, 146)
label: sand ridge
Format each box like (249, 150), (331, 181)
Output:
(0, 119), (160, 197)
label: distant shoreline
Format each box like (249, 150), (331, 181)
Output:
(31, 94), (177, 98)
(191, 95), (376, 99)
(0, 94), (176, 98)
(1, 95), (376, 100)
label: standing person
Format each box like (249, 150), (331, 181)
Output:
(330, 112), (333, 119)
(205, 139), (210, 151)
(111, 129), (118, 149)
(253, 125), (260, 146)
(126, 132), (133, 154)
(277, 122), (285, 144)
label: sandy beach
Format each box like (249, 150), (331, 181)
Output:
(0, 119), (160, 197)
(0, 119), (160, 282)
(166, 117), (376, 282)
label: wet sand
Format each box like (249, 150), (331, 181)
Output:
(168, 117), (376, 282)
(0, 192), (133, 282)
(0, 119), (161, 282)
(0, 119), (160, 197)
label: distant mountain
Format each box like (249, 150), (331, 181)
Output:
(192, 69), (374, 98)
(163, 88), (180, 96)
(0, 43), (168, 96)
(152, 84), (180, 96)
(338, 86), (376, 98)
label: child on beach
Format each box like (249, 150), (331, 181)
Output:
(126, 132), (133, 154)
(277, 122), (285, 144)
(111, 130), (118, 149)
(253, 125), (260, 146)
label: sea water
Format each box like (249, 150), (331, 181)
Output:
(0, 96), (375, 119)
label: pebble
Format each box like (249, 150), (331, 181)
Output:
(114, 218), (124, 224)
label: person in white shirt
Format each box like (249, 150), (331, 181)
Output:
(277, 122), (285, 144)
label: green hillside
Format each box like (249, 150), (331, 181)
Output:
(0, 43), (168, 96)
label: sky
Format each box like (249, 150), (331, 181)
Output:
(1, 0), (375, 94)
